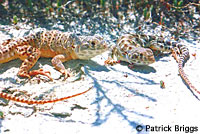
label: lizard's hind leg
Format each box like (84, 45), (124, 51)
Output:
(16, 45), (52, 80)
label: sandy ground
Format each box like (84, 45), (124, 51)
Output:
(0, 26), (200, 134)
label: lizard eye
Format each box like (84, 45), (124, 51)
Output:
(91, 41), (96, 46)
(134, 54), (138, 59)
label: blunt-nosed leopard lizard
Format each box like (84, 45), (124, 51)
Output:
(0, 30), (108, 80)
(105, 34), (156, 65)
(105, 33), (200, 97)
(0, 30), (108, 104)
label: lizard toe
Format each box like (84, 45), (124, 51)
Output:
(29, 69), (53, 81)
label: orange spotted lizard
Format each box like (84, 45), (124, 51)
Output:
(0, 30), (108, 80)
(105, 33), (200, 97)
(0, 30), (108, 104)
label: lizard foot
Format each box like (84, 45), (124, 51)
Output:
(61, 68), (74, 80)
(172, 49), (179, 62)
(104, 58), (120, 66)
(128, 63), (135, 69)
(18, 72), (31, 79)
(29, 69), (53, 81)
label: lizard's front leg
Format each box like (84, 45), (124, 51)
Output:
(16, 46), (52, 80)
(171, 47), (180, 63)
(51, 54), (72, 80)
(104, 46), (121, 65)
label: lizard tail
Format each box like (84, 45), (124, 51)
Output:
(0, 86), (92, 104)
(178, 45), (200, 96)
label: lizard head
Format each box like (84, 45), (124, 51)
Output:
(75, 35), (108, 59)
(127, 47), (155, 65)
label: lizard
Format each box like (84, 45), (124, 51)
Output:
(104, 34), (156, 66)
(105, 33), (200, 97)
(0, 30), (108, 104)
(0, 30), (108, 80)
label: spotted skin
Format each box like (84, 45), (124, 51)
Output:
(0, 30), (107, 104)
(0, 30), (108, 79)
(105, 33), (199, 97)
(139, 34), (200, 96)
(105, 34), (156, 66)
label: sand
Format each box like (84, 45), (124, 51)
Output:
(0, 25), (200, 134)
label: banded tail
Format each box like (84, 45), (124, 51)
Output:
(176, 44), (200, 96)
(0, 87), (92, 104)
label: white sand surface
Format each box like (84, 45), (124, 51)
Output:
(0, 26), (200, 134)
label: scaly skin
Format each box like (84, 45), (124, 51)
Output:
(0, 86), (92, 104)
(0, 30), (108, 79)
(105, 34), (155, 65)
(174, 43), (200, 96)
(105, 33), (200, 96)
(0, 30), (107, 104)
